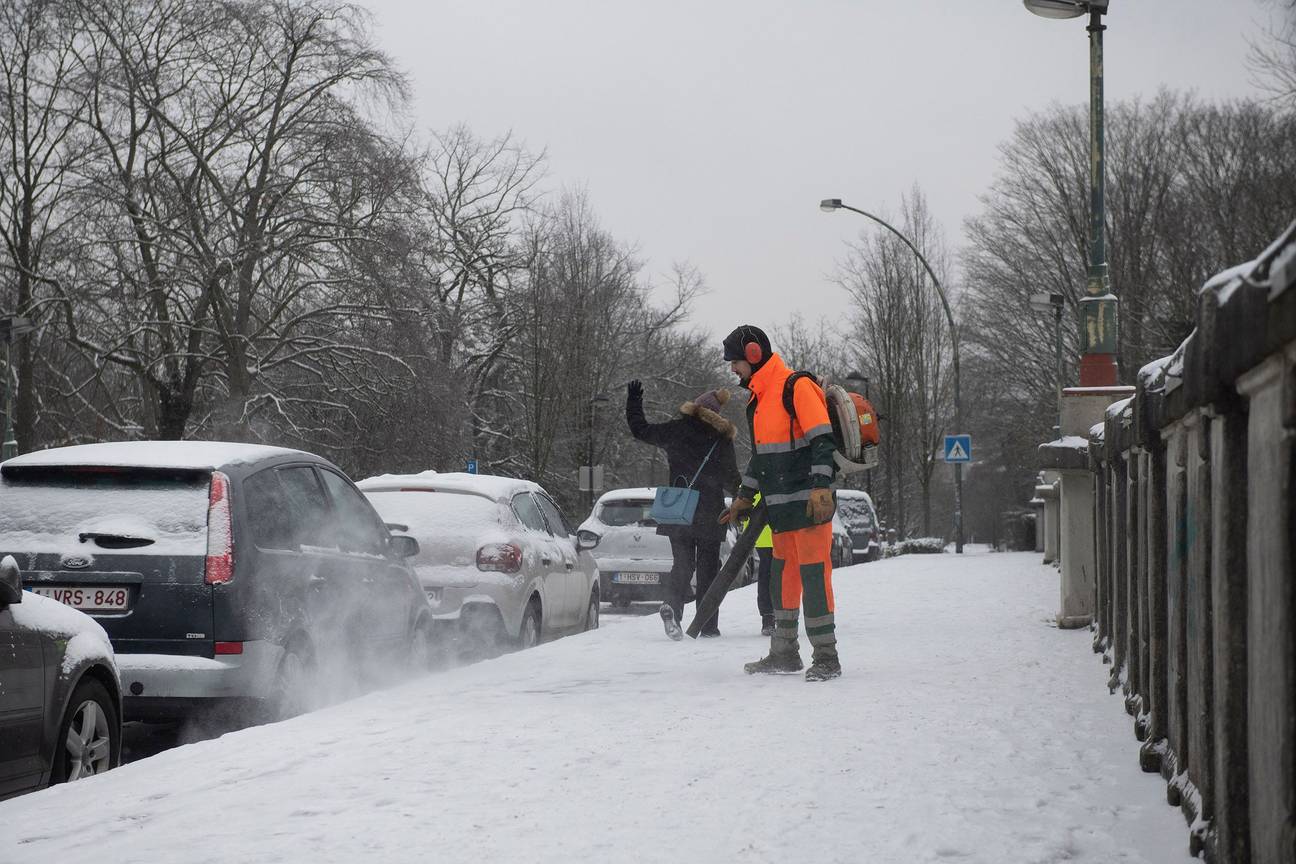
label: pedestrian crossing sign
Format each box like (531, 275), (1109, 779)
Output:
(943, 435), (972, 463)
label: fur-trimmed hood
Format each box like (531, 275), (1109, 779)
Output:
(679, 401), (737, 440)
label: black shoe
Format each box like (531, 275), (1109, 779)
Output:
(743, 653), (803, 675)
(760, 615), (775, 637)
(805, 658), (842, 682)
(659, 604), (683, 641)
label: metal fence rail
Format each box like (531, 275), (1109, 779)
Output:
(1087, 221), (1295, 864)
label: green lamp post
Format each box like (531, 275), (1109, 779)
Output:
(1024, 0), (1118, 386)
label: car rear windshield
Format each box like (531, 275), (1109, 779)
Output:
(363, 489), (505, 536)
(598, 499), (656, 527)
(838, 498), (876, 530)
(0, 467), (210, 555)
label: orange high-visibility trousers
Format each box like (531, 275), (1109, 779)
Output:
(769, 522), (836, 656)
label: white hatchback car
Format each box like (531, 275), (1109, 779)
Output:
(577, 488), (755, 608)
(357, 472), (600, 651)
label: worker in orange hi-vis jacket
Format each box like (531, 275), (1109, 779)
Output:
(718, 325), (841, 682)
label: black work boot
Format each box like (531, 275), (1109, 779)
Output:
(659, 604), (683, 641)
(805, 643), (841, 682)
(744, 652), (804, 675)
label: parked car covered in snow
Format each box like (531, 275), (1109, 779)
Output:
(0, 556), (121, 800)
(836, 489), (882, 564)
(0, 442), (432, 721)
(358, 472), (600, 651)
(577, 488), (755, 608)
(830, 514), (852, 569)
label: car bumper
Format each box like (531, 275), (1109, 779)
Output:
(115, 640), (283, 711)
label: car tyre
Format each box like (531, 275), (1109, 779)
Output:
(271, 640), (314, 721)
(409, 618), (439, 673)
(518, 599), (541, 650)
(584, 590), (600, 631)
(51, 677), (119, 785)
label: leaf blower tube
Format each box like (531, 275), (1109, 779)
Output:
(686, 503), (768, 639)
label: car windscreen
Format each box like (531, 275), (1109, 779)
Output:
(597, 499), (657, 527)
(0, 467), (210, 555)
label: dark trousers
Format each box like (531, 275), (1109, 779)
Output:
(756, 547), (773, 618)
(667, 535), (721, 633)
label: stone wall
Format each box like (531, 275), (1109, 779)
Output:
(1086, 221), (1295, 863)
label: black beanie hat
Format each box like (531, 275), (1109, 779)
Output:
(722, 325), (772, 367)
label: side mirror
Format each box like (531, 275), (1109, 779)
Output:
(576, 530), (600, 551)
(0, 555), (23, 607)
(389, 535), (420, 559)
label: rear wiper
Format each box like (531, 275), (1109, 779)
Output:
(78, 532), (155, 549)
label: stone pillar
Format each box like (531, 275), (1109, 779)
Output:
(1039, 386), (1135, 629)
(1040, 478), (1060, 565)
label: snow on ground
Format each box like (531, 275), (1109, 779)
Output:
(0, 549), (1191, 864)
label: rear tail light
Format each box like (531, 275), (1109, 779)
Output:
(477, 542), (523, 573)
(205, 471), (234, 585)
(214, 641), (243, 655)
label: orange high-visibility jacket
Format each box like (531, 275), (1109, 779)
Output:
(736, 353), (837, 532)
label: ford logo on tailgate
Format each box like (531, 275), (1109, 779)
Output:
(60, 555), (91, 569)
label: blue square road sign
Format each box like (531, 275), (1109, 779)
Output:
(466, 459), (478, 475)
(943, 435), (972, 463)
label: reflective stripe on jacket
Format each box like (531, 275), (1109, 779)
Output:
(747, 493), (774, 548)
(736, 353), (837, 532)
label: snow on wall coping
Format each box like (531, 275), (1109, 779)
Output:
(1105, 397), (1134, 422)
(1138, 355), (1173, 391)
(3, 441), (310, 471)
(1199, 259), (1257, 305)
(1050, 435), (1091, 451)
(358, 471), (544, 502)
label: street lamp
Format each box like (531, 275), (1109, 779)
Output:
(820, 198), (964, 554)
(0, 316), (37, 460)
(1023, 0), (1118, 387)
(1029, 292), (1066, 433)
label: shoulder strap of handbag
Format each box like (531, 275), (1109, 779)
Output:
(686, 439), (720, 489)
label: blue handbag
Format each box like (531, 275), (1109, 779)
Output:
(650, 440), (719, 526)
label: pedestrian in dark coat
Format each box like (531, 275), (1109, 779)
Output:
(625, 379), (739, 639)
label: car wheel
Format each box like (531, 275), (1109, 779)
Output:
(271, 641), (314, 721)
(52, 678), (119, 784)
(409, 618), (439, 673)
(584, 590), (600, 631)
(518, 599), (541, 650)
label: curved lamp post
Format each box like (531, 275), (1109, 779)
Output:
(820, 199), (963, 554)
(1024, 0), (1118, 386)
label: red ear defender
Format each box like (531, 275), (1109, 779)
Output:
(744, 342), (763, 365)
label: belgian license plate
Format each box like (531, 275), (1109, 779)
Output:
(29, 585), (131, 613)
(612, 572), (660, 585)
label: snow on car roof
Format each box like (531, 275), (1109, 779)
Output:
(356, 471), (545, 502)
(596, 487), (657, 502)
(836, 489), (874, 505)
(2, 440), (313, 471)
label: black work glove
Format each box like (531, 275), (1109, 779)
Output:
(627, 379), (644, 403)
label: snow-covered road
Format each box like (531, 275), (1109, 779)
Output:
(0, 549), (1191, 864)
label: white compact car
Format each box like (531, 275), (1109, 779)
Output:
(358, 472), (600, 651)
(577, 488), (755, 608)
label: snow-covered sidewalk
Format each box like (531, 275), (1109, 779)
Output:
(0, 549), (1191, 864)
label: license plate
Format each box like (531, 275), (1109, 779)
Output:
(29, 585), (131, 613)
(612, 572), (660, 585)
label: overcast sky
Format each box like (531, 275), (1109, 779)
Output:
(363, 0), (1273, 342)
